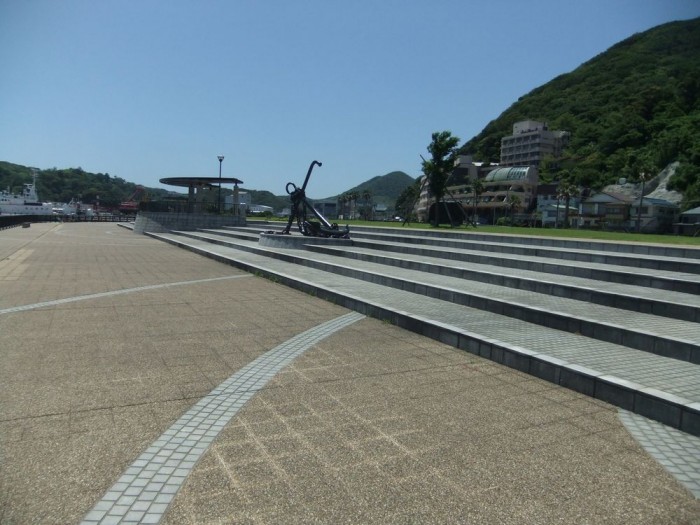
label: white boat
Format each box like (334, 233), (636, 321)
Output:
(53, 198), (94, 217)
(0, 170), (54, 216)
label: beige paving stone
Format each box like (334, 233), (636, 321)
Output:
(2, 223), (699, 524)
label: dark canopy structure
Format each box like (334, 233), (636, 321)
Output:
(159, 176), (243, 213)
(159, 176), (243, 188)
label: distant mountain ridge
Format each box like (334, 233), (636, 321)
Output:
(0, 160), (415, 212)
(243, 171), (415, 211)
(0, 161), (172, 208)
(322, 171), (416, 205)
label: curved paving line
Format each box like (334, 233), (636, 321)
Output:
(619, 410), (700, 498)
(81, 311), (365, 525)
(0, 275), (251, 316)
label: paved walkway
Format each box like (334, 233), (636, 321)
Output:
(1, 222), (699, 524)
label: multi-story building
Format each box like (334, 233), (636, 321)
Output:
(476, 166), (539, 223)
(415, 156), (538, 224)
(500, 120), (570, 167)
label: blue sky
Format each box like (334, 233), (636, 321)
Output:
(1, 1), (698, 199)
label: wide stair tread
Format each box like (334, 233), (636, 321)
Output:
(189, 229), (700, 360)
(148, 228), (700, 436)
(234, 224), (700, 293)
(307, 244), (700, 317)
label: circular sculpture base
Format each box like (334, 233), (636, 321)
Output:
(259, 232), (352, 250)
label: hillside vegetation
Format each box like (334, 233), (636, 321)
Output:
(242, 171), (415, 211)
(459, 17), (700, 207)
(330, 171), (415, 205)
(0, 160), (414, 213)
(0, 161), (171, 208)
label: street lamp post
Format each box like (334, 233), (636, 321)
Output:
(217, 155), (224, 213)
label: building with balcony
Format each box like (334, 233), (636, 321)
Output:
(476, 166), (539, 223)
(578, 191), (678, 232)
(579, 192), (633, 229)
(500, 120), (570, 167)
(415, 161), (538, 224)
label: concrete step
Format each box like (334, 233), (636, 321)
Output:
(349, 225), (700, 259)
(348, 231), (700, 274)
(246, 220), (700, 259)
(303, 244), (700, 322)
(229, 224), (700, 295)
(175, 229), (700, 364)
(145, 227), (700, 437)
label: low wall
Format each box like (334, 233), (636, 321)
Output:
(133, 212), (246, 234)
(0, 215), (60, 229)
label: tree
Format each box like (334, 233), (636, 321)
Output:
(506, 194), (521, 222)
(347, 191), (360, 219)
(422, 131), (460, 225)
(337, 193), (347, 219)
(395, 179), (421, 221)
(470, 177), (484, 226)
(669, 157), (700, 210)
(557, 178), (579, 228)
(361, 190), (372, 220)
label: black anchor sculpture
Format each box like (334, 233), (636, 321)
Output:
(281, 160), (350, 238)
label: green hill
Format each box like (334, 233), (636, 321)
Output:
(0, 161), (173, 208)
(241, 189), (289, 211)
(0, 160), (415, 213)
(459, 17), (700, 206)
(325, 171), (416, 206)
(239, 171), (416, 211)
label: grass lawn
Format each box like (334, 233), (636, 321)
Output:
(263, 217), (700, 246)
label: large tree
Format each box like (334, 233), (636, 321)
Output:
(395, 178), (421, 222)
(470, 177), (484, 226)
(422, 131), (460, 222)
(557, 177), (579, 228)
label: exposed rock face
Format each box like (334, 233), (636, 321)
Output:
(647, 162), (683, 204)
(601, 162), (683, 204)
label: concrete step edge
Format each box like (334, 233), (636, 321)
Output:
(146, 230), (700, 437)
(171, 230), (700, 364)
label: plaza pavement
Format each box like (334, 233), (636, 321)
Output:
(0, 222), (699, 524)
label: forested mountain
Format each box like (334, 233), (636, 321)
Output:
(0, 160), (414, 212)
(328, 171), (415, 206)
(243, 170), (415, 211)
(242, 189), (289, 211)
(459, 17), (700, 207)
(0, 161), (172, 207)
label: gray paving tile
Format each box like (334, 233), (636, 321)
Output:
(162, 232), (700, 405)
(619, 410), (700, 498)
(80, 311), (363, 524)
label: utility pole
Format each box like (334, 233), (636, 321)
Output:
(637, 172), (647, 233)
